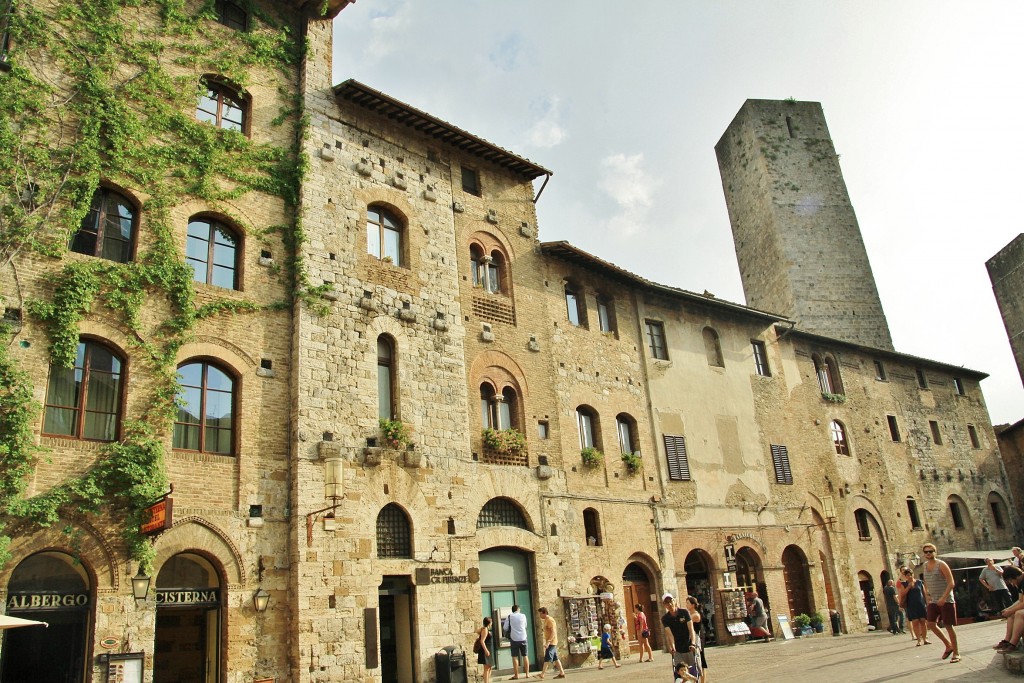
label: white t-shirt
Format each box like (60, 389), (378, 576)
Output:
(508, 611), (528, 642)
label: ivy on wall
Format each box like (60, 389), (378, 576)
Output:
(0, 0), (318, 570)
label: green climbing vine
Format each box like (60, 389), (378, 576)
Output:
(0, 0), (320, 571)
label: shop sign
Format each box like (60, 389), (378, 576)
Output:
(140, 496), (173, 536)
(724, 543), (737, 572)
(7, 592), (89, 611)
(427, 568), (469, 584)
(156, 589), (219, 606)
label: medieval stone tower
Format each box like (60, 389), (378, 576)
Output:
(715, 99), (894, 351)
(987, 233), (1024, 387)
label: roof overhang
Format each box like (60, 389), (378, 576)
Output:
(540, 241), (790, 325)
(292, 0), (354, 19)
(334, 79), (552, 181)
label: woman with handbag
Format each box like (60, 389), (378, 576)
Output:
(474, 617), (493, 683)
(634, 603), (654, 662)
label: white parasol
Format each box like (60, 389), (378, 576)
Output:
(0, 615), (49, 630)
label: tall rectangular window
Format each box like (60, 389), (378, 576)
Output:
(953, 377), (965, 395)
(752, 341), (770, 376)
(929, 420), (942, 445)
(916, 368), (929, 389)
(1, 0), (14, 71)
(968, 424), (980, 449)
(873, 360), (886, 381)
(886, 415), (901, 442)
(597, 297), (614, 334)
(906, 499), (922, 530)
(646, 320), (668, 360)
(663, 435), (691, 481)
(461, 166), (480, 196)
(565, 286), (584, 327)
(991, 501), (1006, 529)
(770, 444), (792, 484)
(854, 509), (871, 540)
(949, 502), (964, 529)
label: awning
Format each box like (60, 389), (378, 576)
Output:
(0, 615), (48, 630)
(939, 549), (1015, 561)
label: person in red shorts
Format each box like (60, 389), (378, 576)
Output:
(921, 543), (960, 663)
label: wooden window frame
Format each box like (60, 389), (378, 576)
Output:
(172, 360), (236, 456)
(770, 444), (792, 484)
(42, 339), (125, 442)
(663, 434), (691, 481)
(752, 340), (770, 376)
(186, 216), (241, 290)
(197, 79), (248, 134)
(70, 187), (137, 263)
(645, 320), (668, 360)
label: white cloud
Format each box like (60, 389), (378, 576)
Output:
(525, 96), (565, 149)
(598, 153), (660, 237)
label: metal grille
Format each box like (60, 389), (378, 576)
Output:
(472, 294), (516, 326)
(663, 435), (691, 481)
(477, 498), (529, 530)
(376, 504), (411, 558)
(770, 444), (793, 484)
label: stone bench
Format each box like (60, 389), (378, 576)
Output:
(1005, 651), (1024, 675)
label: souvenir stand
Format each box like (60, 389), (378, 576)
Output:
(718, 588), (750, 642)
(562, 594), (624, 658)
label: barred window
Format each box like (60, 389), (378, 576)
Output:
(477, 498), (529, 530)
(663, 434), (691, 481)
(376, 504), (411, 558)
(770, 444), (792, 484)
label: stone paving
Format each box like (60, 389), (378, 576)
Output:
(504, 620), (1019, 683)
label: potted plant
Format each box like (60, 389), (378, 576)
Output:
(809, 612), (825, 633)
(621, 450), (642, 473)
(581, 447), (603, 467)
(379, 418), (412, 450)
(793, 613), (813, 636)
(481, 427), (526, 455)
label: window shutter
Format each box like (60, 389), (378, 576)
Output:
(770, 444), (792, 484)
(663, 435), (691, 481)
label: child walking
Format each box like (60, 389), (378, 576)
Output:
(597, 623), (621, 670)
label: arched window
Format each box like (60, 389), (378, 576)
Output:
(615, 413), (636, 454)
(947, 495), (970, 530)
(367, 204), (403, 265)
(814, 354), (843, 395)
(702, 327), (724, 367)
(70, 188), (136, 262)
(576, 405), (599, 449)
(377, 335), (395, 420)
(583, 508), (602, 546)
(830, 419), (849, 455)
(470, 247), (503, 293)
(989, 492), (1008, 530)
(470, 244), (485, 288)
(196, 79), (247, 132)
(481, 383), (517, 430)
(565, 282), (585, 327)
(215, 0), (247, 30)
(43, 339), (124, 441)
(173, 360), (235, 455)
(477, 498), (529, 530)
(186, 217), (240, 289)
(854, 508), (873, 539)
(376, 504), (412, 558)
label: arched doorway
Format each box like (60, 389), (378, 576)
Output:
(479, 549), (534, 674)
(154, 553), (222, 683)
(858, 570), (880, 628)
(781, 545), (812, 618)
(683, 550), (717, 646)
(622, 561), (658, 650)
(735, 547), (770, 627)
(1, 552), (91, 683)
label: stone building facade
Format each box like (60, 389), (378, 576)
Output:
(0, 4), (1018, 683)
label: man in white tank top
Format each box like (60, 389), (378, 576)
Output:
(921, 543), (960, 663)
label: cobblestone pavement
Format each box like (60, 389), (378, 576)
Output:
(498, 620), (1018, 683)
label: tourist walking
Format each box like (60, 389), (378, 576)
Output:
(634, 603), (654, 662)
(921, 543), (960, 663)
(662, 594), (697, 676)
(898, 566), (929, 646)
(475, 617), (493, 683)
(536, 607), (565, 679)
(597, 623), (620, 669)
(883, 579), (903, 634)
(686, 596), (708, 683)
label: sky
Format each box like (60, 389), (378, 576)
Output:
(332, 1), (1024, 425)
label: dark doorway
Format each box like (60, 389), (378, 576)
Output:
(379, 575), (415, 683)
(154, 553), (221, 683)
(1, 552), (90, 683)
